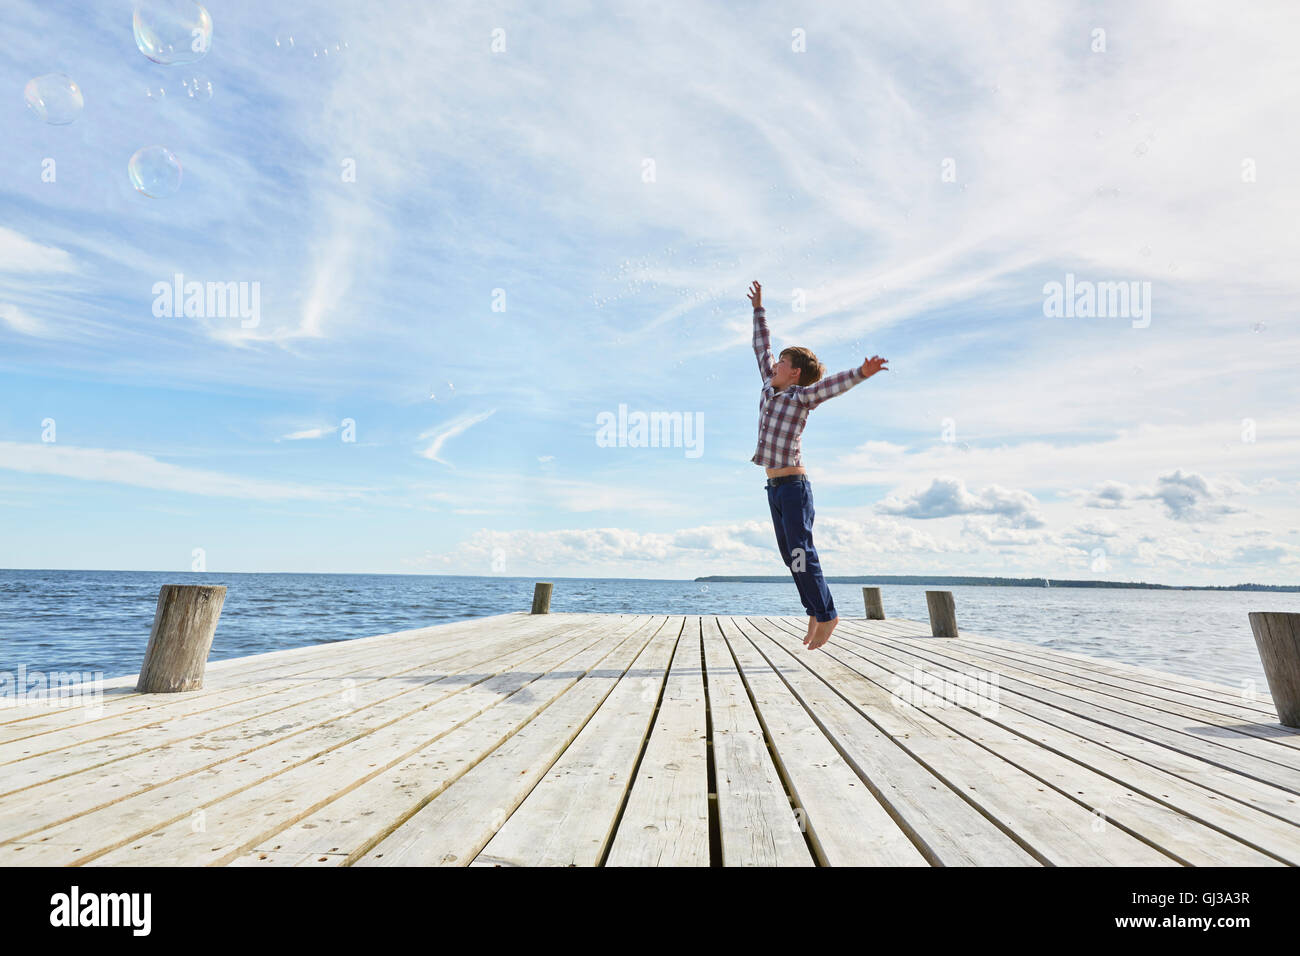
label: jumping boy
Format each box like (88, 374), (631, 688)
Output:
(747, 280), (888, 651)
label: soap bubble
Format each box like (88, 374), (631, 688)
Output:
(181, 75), (212, 101)
(128, 146), (182, 198)
(275, 26), (348, 67)
(148, 77), (211, 103)
(133, 0), (213, 64)
(24, 74), (84, 125)
(1252, 321), (1267, 333)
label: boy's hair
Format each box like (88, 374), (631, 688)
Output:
(780, 347), (825, 386)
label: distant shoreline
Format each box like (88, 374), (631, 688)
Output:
(694, 574), (1300, 592)
(1, 568), (1296, 591)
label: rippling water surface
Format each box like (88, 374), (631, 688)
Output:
(0, 569), (1291, 689)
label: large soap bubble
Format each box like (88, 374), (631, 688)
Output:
(128, 146), (183, 198)
(133, 0), (213, 64)
(24, 74), (84, 125)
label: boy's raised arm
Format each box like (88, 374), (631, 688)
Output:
(748, 280), (774, 382)
(802, 354), (889, 409)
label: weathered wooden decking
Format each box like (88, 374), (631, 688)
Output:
(1, 612), (1298, 866)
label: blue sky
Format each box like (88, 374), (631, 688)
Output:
(2, 0), (1298, 584)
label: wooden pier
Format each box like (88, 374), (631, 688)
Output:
(1, 611), (1298, 866)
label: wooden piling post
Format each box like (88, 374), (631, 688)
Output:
(925, 590), (958, 637)
(136, 584), (226, 693)
(531, 582), (553, 614)
(1248, 612), (1300, 727)
(862, 587), (885, 620)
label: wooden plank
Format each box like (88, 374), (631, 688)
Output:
(720, 618), (929, 866)
(911, 629), (1297, 751)
(841, 627), (1300, 783)
(4, 614), (645, 864)
(76, 614), (657, 867)
(604, 618), (711, 866)
(835, 620), (1300, 829)
(467, 620), (684, 867)
(700, 615), (814, 867)
(0, 611), (544, 742)
(219, 613), (665, 868)
(345, 617), (670, 866)
(762, 617), (1279, 865)
(0, 613), (571, 779)
(957, 628), (1277, 710)
(826, 619), (1299, 863)
(942, 631), (1280, 721)
(0, 615), (584, 841)
(728, 617), (1035, 866)
(750, 618), (1178, 866)
(1, 611), (537, 727)
(0, 672), (140, 728)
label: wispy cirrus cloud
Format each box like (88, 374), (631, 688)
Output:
(0, 441), (360, 501)
(278, 425), (340, 441)
(0, 227), (76, 273)
(0, 303), (46, 337)
(417, 409), (497, 465)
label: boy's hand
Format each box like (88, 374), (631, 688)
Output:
(747, 280), (762, 309)
(860, 355), (888, 378)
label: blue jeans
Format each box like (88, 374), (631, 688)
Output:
(766, 477), (837, 622)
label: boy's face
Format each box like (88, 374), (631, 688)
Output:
(771, 353), (801, 389)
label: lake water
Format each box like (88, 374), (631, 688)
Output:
(0, 569), (1291, 690)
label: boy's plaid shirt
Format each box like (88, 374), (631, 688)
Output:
(751, 306), (865, 468)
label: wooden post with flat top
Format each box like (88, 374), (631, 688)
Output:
(136, 584), (226, 693)
(1248, 611), (1300, 727)
(925, 590), (958, 637)
(862, 587), (885, 620)
(531, 582), (553, 614)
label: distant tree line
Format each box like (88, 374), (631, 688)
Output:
(692, 574), (1300, 591)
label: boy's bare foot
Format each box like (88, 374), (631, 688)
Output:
(803, 616), (816, 644)
(807, 616), (838, 650)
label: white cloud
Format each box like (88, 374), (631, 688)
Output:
(1078, 480), (1135, 510)
(1136, 468), (1248, 522)
(417, 409), (497, 465)
(279, 425), (340, 441)
(823, 422), (1300, 501)
(0, 227), (75, 273)
(1066, 517), (1123, 539)
(0, 303), (46, 336)
(877, 476), (1045, 528)
(401, 512), (975, 578)
(0, 441), (359, 501)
